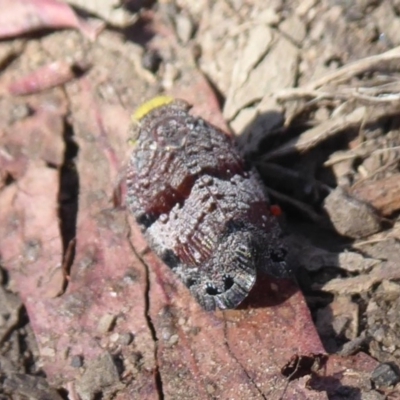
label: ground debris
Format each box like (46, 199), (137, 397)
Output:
(3, 373), (64, 400)
(323, 187), (381, 239)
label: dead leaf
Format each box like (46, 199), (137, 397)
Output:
(0, 0), (103, 41)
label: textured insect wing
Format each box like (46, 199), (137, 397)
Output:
(126, 98), (288, 311)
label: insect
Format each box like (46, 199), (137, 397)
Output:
(126, 97), (289, 311)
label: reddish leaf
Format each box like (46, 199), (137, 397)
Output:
(0, 0), (103, 41)
(8, 60), (89, 96)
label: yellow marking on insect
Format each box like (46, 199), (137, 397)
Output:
(132, 96), (174, 122)
(127, 138), (137, 147)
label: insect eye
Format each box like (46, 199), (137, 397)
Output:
(187, 278), (196, 288)
(270, 248), (287, 263)
(205, 276), (234, 296)
(206, 285), (219, 296)
(224, 276), (234, 291)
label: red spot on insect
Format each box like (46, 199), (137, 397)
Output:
(270, 205), (283, 217)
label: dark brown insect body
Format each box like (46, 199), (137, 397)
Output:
(126, 98), (288, 310)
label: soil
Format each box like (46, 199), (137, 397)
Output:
(1, 0), (400, 399)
